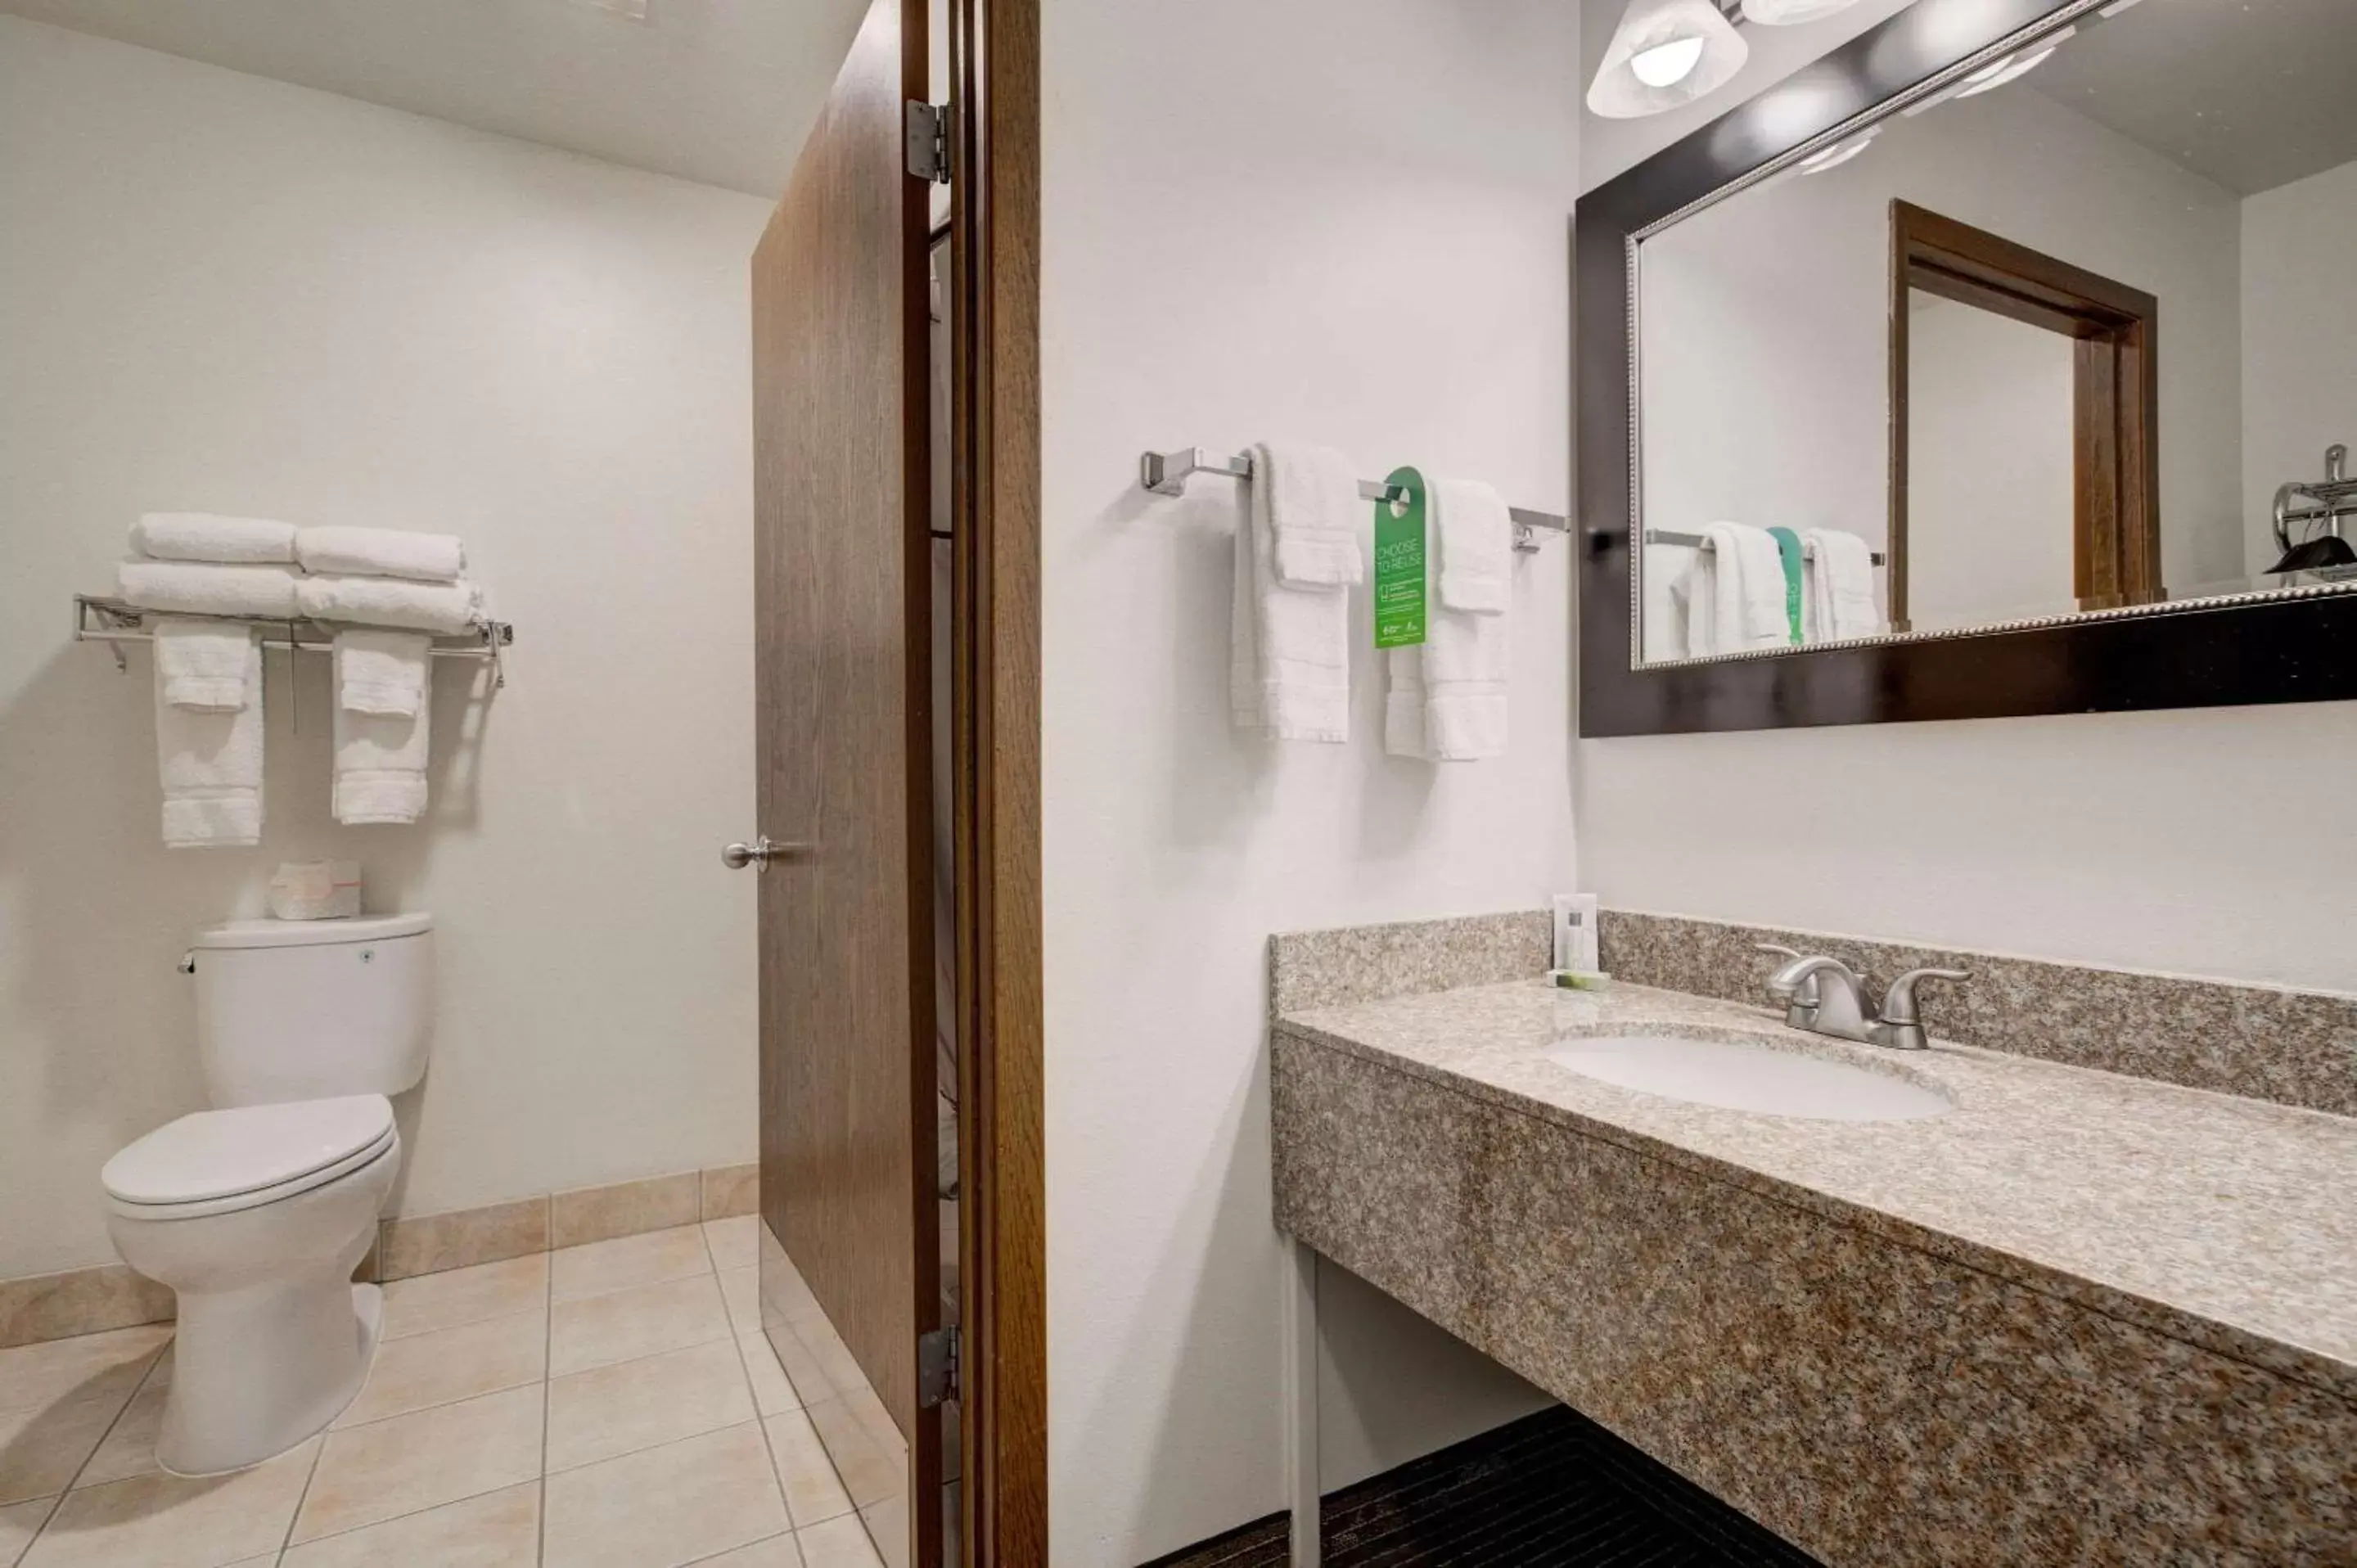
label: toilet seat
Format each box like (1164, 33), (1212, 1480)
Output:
(104, 1095), (396, 1220)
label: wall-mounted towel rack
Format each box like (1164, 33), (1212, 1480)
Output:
(1643, 528), (1886, 568)
(1139, 447), (1572, 554)
(74, 595), (514, 688)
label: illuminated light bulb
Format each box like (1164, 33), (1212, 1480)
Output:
(1630, 35), (1707, 88)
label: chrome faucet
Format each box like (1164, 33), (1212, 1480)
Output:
(1754, 944), (1969, 1052)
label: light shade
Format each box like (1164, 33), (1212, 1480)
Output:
(1742, 0), (1868, 24)
(1587, 0), (1750, 120)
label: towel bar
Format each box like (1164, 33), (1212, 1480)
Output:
(73, 595), (513, 688)
(1139, 447), (1572, 554)
(1643, 528), (1886, 568)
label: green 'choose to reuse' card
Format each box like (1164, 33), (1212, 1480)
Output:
(1373, 465), (1427, 649)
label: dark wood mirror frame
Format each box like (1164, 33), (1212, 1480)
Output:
(1576, 0), (2357, 738)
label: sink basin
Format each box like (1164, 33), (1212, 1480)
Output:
(1542, 1034), (1954, 1122)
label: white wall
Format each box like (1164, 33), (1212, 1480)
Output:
(2241, 158), (2357, 578)
(0, 17), (772, 1278)
(1578, 0), (2357, 994)
(1039, 0), (1577, 1557)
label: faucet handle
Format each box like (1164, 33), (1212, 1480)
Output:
(1753, 942), (1803, 962)
(1879, 966), (1971, 1024)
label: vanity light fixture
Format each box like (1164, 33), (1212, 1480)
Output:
(1952, 26), (2074, 99)
(1587, 0), (1749, 119)
(1741, 0), (1868, 24)
(1796, 127), (1877, 174)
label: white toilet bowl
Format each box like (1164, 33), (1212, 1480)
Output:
(103, 1095), (399, 1476)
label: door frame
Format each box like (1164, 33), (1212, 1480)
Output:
(948, 0), (1046, 1558)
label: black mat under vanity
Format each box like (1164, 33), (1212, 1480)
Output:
(1142, 1406), (1822, 1567)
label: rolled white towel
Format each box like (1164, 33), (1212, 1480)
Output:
(119, 560), (302, 620)
(130, 512), (297, 565)
(153, 619), (257, 712)
(333, 629), (430, 718)
(297, 574), (483, 634)
(297, 526), (466, 583)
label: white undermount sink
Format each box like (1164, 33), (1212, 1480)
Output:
(1542, 1034), (1954, 1122)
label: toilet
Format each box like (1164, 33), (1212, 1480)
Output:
(102, 913), (433, 1476)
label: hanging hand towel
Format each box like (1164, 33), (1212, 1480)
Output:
(131, 512), (298, 565)
(1802, 528), (1883, 642)
(333, 660), (432, 824)
(297, 574), (483, 634)
(333, 629), (430, 718)
(1676, 524), (1788, 656)
(155, 629), (264, 847)
(1386, 475), (1510, 760)
(1435, 478), (1511, 615)
(297, 526), (466, 584)
(119, 560), (302, 620)
(153, 618), (257, 712)
(1252, 442), (1364, 589)
(1232, 453), (1351, 742)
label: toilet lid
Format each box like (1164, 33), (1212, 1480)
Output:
(103, 1095), (396, 1208)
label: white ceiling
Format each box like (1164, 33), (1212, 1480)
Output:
(0, 0), (873, 197)
(2029, 0), (2357, 197)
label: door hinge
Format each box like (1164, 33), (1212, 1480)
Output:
(905, 101), (951, 184)
(917, 1326), (959, 1408)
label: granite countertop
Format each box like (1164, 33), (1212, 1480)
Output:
(1276, 978), (2357, 1403)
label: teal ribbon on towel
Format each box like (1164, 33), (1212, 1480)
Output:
(1765, 527), (1805, 645)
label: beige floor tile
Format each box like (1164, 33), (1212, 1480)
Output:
(546, 1337), (755, 1474)
(701, 1218), (759, 1272)
(794, 1514), (885, 1568)
(737, 1334), (801, 1417)
(380, 1254), (548, 1340)
(804, 1397), (903, 1512)
(333, 1309), (545, 1428)
(291, 1384), (541, 1544)
(550, 1173), (701, 1250)
(549, 1273), (730, 1377)
(719, 1268), (764, 1336)
(74, 1348), (174, 1490)
(693, 1532), (802, 1566)
(1, 1496), (56, 1568)
(759, 1322), (836, 1406)
(763, 1408), (853, 1529)
(0, 1395), (119, 1507)
(0, 1327), (168, 1418)
(701, 1165), (759, 1223)
(543, 1422), (788, 1568)
(279, 1478), (539, 1568)
(20, 1436), (316, 1568)
(552, 1225), (714, 1303)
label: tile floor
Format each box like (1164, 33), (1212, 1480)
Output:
(0, 1219), (890, 1568)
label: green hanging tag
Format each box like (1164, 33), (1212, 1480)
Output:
(1372, 466), (1427, 649)
(1765, 526), (1805, 645)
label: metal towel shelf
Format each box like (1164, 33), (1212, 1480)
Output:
(73, 594), (513, 688)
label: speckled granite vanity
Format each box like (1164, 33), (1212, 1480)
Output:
(1270, 912), (2357, 1567)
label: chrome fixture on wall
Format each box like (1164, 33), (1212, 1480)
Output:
(1756, 943), (1971, 1052)
(2269, 444), (2357, 575)
(1586, 0), (1871, 121)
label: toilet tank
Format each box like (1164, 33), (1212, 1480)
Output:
(190, 913), (435, 1106)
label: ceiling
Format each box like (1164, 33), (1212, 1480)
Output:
(2029, 0), (2357, 197)
(0, 0), (872, 197)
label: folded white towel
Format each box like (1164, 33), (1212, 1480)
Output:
(333, 660), (432, 825)
(297, 526), (466, 584)
(1674, 524), (1788, 657)
(1435, 477), (1511, 615)
(152, 618), (257, 712)
(1386, 477), (1510, 760)
(1252, 442), (1364, 589)
(333, 629), (430, 718)
(155, 630), (264, 848)
(119, 560), (302, 620)
(131, 512), (298, 565)
(298, 574), (483, 634)
(1232, 459), (1350, 742)
(1803, 528), (1883, 642)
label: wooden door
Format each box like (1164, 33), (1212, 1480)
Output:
(750, 0), (940, 1561)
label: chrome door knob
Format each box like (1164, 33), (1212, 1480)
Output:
(721, 836), (810, 872)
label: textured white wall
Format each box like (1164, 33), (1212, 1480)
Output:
(2241, 159), (2357, 578)
(0, 17), (771, 1278)
(1039, 0), (1578, 1557)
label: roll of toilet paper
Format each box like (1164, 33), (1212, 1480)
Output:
(268, 860), (361, 921)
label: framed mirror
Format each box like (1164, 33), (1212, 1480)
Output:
(1579, 0), (2357, 735)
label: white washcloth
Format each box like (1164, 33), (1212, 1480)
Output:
(298, 574), (483, 634)
(1252, 442), (1364, 589)
(298, 526), (466, 583)
(1803, 529), (1883, 642)
(333, 629), (430, 718)
(1231, 461), (1351, 742)
(153, 618), (256, 712)
(1386, 477), (1510, 761)
(131, 512), (297, 565)
(333, 660), (432, 824)
(155, 630), (264, 847)
(119, 560), (302, 620)
(1673, 524), (1788, 657)
(1435, 477), (1511, 615)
